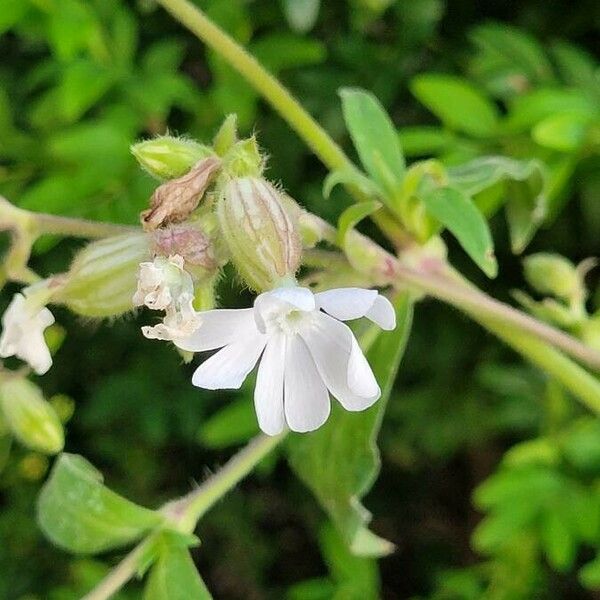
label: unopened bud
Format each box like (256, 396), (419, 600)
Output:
(0, 378), (64, 454)
(141, 156), (221, 231)
(131, 136), (214, 180)
(221, 138), (263, 178)
(56, 233), (150, 317)
(217, 177), (302, 291)
(523, 253), (583, 302)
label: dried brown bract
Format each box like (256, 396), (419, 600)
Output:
(141, 156), (221, 231)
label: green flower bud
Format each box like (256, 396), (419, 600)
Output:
(0, 378), (64, 454)
(523, 253), (582, 302)
(221, 137), (263, 178)
(131, 136), (214, 180)
(217, 177), (302, 291)
(57, 233), (150, 317)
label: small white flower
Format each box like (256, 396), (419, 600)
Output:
(175, 286), (396, 435)
(0, 293), (55, 375)
(135, 254), (202, 342)
(133, 254), (193, 311)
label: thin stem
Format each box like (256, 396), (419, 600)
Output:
(81, 538), (154, 600)
(32, 213), (138, 238)
(84, 432), (284, 600)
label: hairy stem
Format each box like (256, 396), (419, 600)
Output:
(32, 213), (138, 238)
(83, 433), (284, 600)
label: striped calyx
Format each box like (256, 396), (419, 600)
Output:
(217, 177), (302, 291)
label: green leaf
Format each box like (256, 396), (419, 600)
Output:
(580, 555), (600, 589)
(37, 453), (164, 554)
(323, 169), (380, 199)
(470, 23), (555, 86)
(410, 74), (499, 137)
(507, 89), (596, 131)
(398, 126), (453, 157)
(336, 201), (382, 246)
(144, 534), (212, 600)
(339, 88), (406, 199)
(287, 293), (414, 557)
(540, 510), (577, 571)
(532, 113), (592, 151)
(422, 187), (497, 277)
(447, 156), (547, 253)
(282, 0), (321, 33)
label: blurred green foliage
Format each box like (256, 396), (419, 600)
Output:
(2, 0), (600, 598)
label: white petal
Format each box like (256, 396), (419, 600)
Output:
(284, 336), (330, 432)
(316, 288), (396, 330)
(301, 313), (380, 412)
(254, 333), (286, 435)
(175, 308), (256, 352)
(191, 332), (266, 390)
(25, 332), (53, 375)
(366, 295), (396, 330)
(348, 336), (380, 398)
(316, 288), (377, 320)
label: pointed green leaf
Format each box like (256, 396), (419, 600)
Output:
(37, 453), (164, 554)
(410, 74), (499, 138)
(144, 534), (212, 600)
(287, 293), (413, 557)
(447, 156), (547, 253)
(339, 88), (406, 199)
(422, 187), (497, 277)
(336, 200), (382, 246)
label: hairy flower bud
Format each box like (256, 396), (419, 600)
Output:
(0, 377), (64, 454)
(217, 177), (302, 291)
(131, 136), (214, 180)
(523, 253), (583, 303)
(141, 156), (221, 231)
(56, 233), (150, 317)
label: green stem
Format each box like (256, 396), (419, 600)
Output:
(32, 213), (138, 238)
(480, 317), (600, 415)
(83, 432), (285, 600)
(157, 0), (349, 173)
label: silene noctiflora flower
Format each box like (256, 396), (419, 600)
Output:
(175, 286), (395, 434)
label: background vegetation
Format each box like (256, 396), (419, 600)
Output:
(1, 0), (600, 598)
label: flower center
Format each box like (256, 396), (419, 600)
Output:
(275, 308), (310, 336)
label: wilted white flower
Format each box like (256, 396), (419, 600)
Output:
(133, 254), (193, 311)
(175, 286), (396, 435)
(142, 292), (201, 341)
(0, 293), (55, 375)
(135, 254), (203, 341)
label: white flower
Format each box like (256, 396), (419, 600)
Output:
(175, 286), (396, 435)
(133, 254), (193, 311)
(0, 293), (55, 375)
(134, 254), (202, 341)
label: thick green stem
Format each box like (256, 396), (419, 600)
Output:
(480, 317), (600, 415)
(83, 432), (285, 600)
